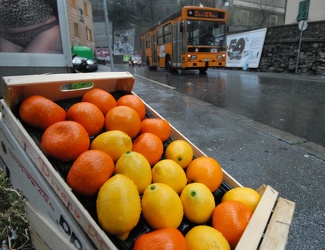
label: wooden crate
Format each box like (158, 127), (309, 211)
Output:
(1, 72), (295, 249)
(236, 185), (295, 249)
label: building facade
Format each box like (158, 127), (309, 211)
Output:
(285, 0), (325, 24)
(66, 0), (95, 49)
(215, 0), (286, 32)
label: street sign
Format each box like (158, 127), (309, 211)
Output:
(298, 20), (308, 31)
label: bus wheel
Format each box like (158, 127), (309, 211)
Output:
(199, 67), (208, 74)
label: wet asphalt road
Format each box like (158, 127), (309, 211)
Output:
(120, 64), (325, 148)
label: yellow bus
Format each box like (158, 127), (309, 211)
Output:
(140, 6), (227, 74)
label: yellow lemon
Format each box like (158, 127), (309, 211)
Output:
(185, 225), (230, 250)
(180, 183), (215, 224)
(164, 140), (193, 168)
(115, 151), (152, 194)
(96, 174), (141, 240)
(221, 187), (261, 212)
(152, 159), (187, 194)
(141, 183), (183, 229)
(90, 130), (132, 162)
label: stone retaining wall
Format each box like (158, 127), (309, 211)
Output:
(229, 21), (325, 76)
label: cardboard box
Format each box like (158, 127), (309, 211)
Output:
(0, 115), (95, 249)
(25, 201), (77, 250)
(0, 72), (295, 250)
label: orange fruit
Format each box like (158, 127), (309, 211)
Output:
(67, 102), (105, 136)
(141, 183), (184, 230)
(96, 174), (141, 240)
(82, 88), (116, 115)
(186, 156), (223, 192)
(140, 118), (171, 142)
(90, 130), (132, 162)
(164, 140), (193, 168)
(116, 94), (146, 120)
(132, 132), (164, 166)
(221, 187), (261, 212)
(180, 183), (215, 224)
(19, 95), (66, 130)
(105, 105), (141, 139)
(115, 151), (152, 195)
(212, 200), (253, 249)
(133, 228), (187, 250)
(66, 150), (114, 196)
(40, 121), (90, 162)
(152, 159), (187, 194)
(185, 225), (230, 250)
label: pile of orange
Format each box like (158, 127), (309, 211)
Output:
(19, 89), (260, 249)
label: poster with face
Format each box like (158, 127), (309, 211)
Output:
(0, 0), (71, 67)
(0, 0), (62, 53)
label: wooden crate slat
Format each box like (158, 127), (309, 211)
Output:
(259, 197), (296, 250)
(235, 185), (279, 250)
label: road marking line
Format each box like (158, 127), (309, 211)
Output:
(134, 74), (176, 90)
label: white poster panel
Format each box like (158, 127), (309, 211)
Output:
(0, 0), (71, 67)
(113, 29), (135, 55)
(226, 28), (267, 69)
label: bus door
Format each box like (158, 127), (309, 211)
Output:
(172, 22), (182, 68)
(151, 33), (157, 67)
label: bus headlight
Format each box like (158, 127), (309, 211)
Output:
(217, 54), (226, 59)
(188, 54), (197, 60)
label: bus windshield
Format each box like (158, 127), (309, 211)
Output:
(186, 20), (226, 46)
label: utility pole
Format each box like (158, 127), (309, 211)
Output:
(295, 19), (307, 74)
(102, 0), (114, 71)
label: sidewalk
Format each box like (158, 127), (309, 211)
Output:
(130, 75), (324, 250)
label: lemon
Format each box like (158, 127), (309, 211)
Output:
(180, 183), (215, 224)
(152, 159), (187, 194)
(141, 183), (183, 229)
(90, 130), (132, 162)
(164, 140), (193, 168)
(185, 225), (230, 250)
(115, 151), (152, 194)
(96, 174), (141, 240)
(221, 187), (261, 212)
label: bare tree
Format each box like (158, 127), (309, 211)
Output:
(251, 0), (279, 28)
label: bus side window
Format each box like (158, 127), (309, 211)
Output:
(180, 23), (183, 32)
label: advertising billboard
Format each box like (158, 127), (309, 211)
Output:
(226, 28), (267, 69)
(113, 29), (135, 56)
(0, 0), (71, 67)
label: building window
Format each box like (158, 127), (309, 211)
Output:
(84, 1), (88, 15)
(297, 0), (310, 21)
(72, 0), (77, 8)
(86, 27), (92, 41)
(241, 10), (249, 26)
(269, 15), (277, 26)
(74, 23), (79, 37)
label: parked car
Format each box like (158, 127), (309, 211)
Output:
(128, 55), (142, 67)
(72, 55), (98, 73)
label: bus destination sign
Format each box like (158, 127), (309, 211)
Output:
(187, 9), (225, 19)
